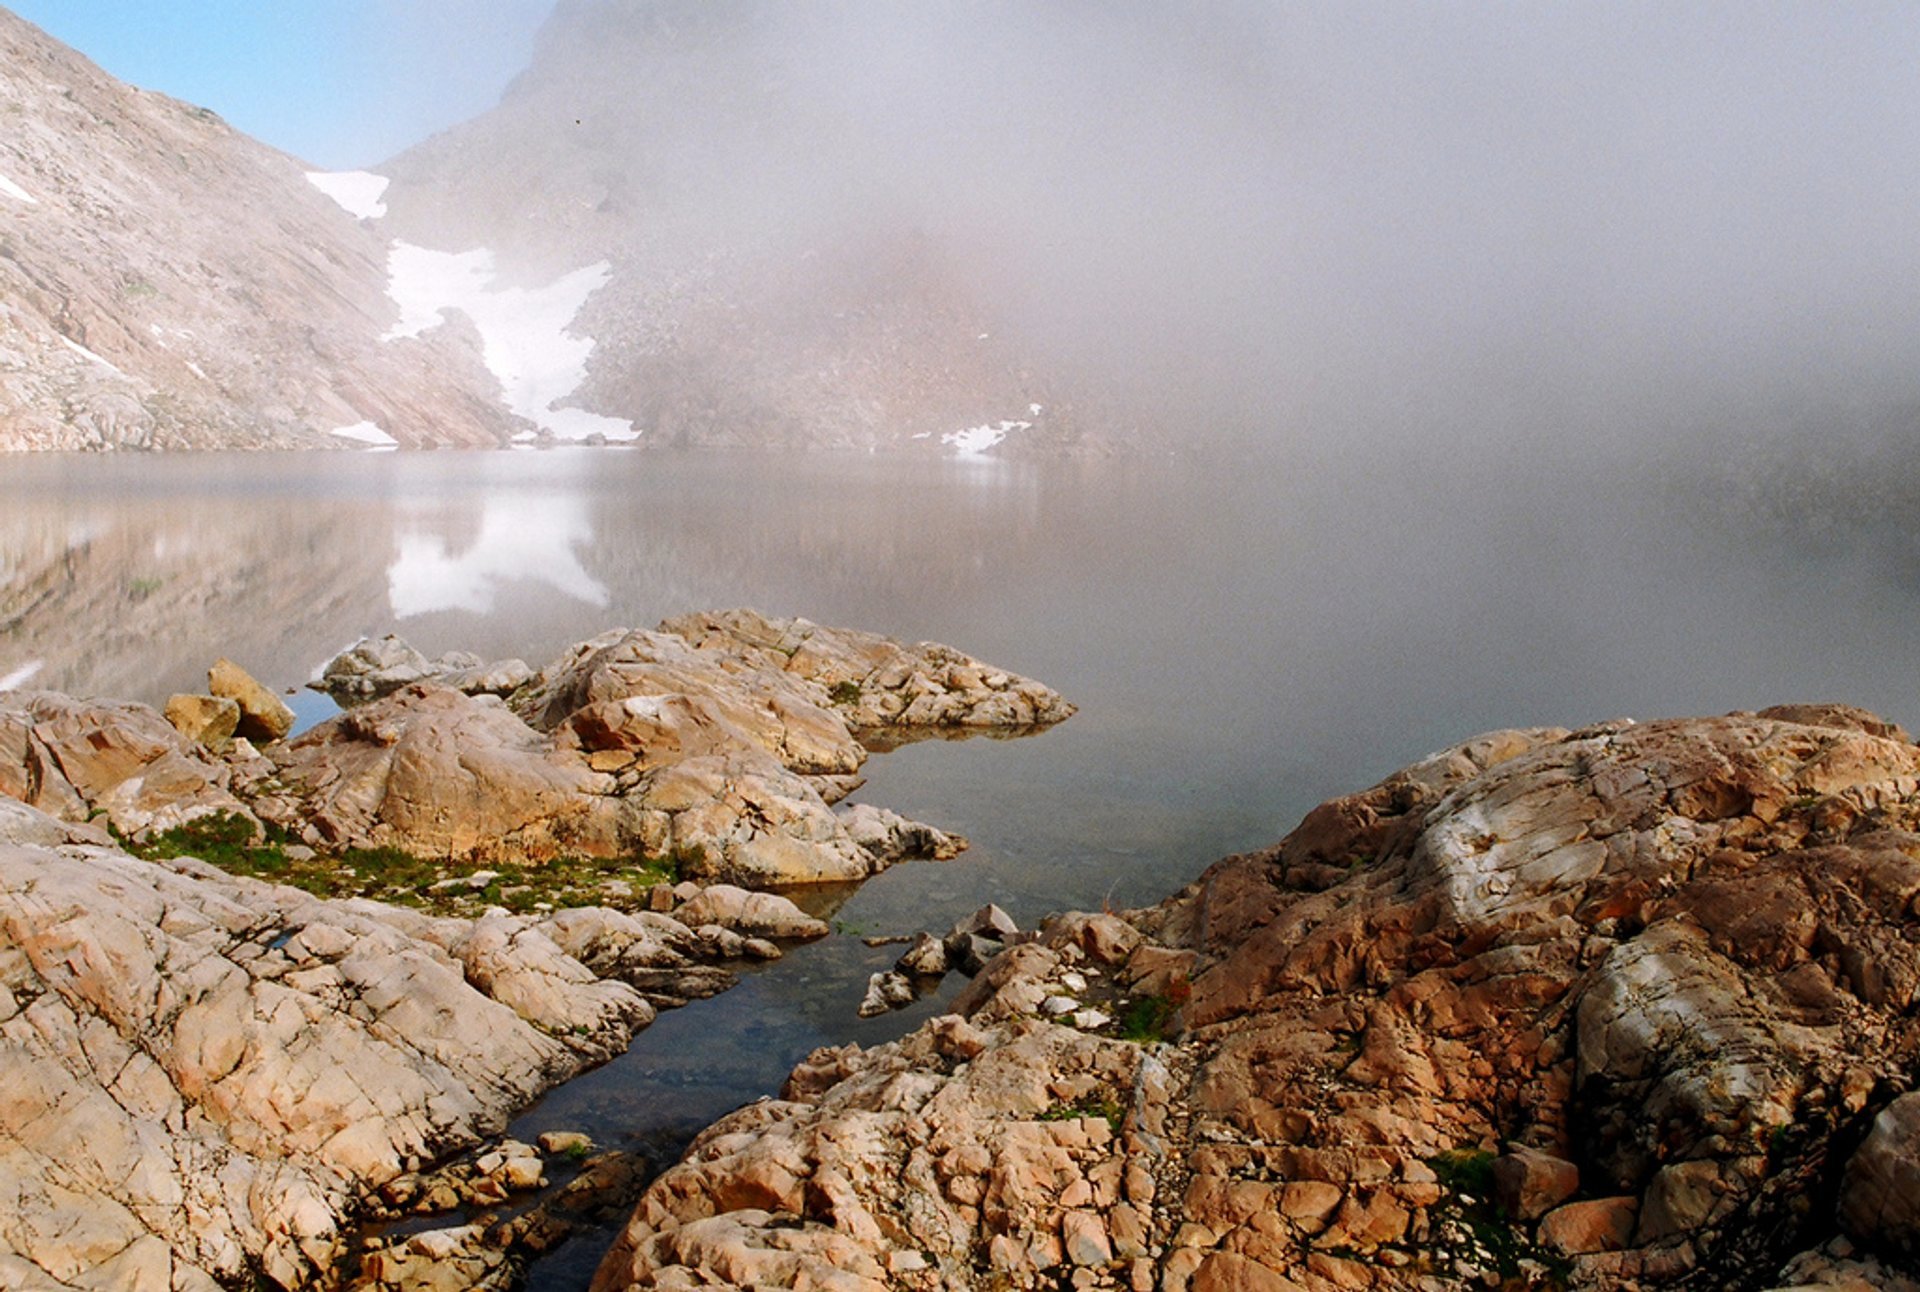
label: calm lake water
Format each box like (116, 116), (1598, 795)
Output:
(2, 444), (1913, 1285)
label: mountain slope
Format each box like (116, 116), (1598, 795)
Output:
(378, 0), (1162, 455)
(0, 7), (519, 450)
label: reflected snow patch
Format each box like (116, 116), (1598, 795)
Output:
(388, 492), (610, 617)
(305, 171), (388, 220)
(942, 419), (1032, 458)
(382, 242), (635, 443)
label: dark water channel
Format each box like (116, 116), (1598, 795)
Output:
(4, 445), (1918, 1286)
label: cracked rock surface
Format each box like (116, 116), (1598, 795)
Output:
(0, 802), (650, 1290)
(591, 706), (1920, 1291)
(267, 609), (1067, 886)
(0, 609), (1075, 1288)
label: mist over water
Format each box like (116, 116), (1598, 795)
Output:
(386, 1), (1920, 464)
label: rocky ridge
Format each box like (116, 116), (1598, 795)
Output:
(591, 705), (1920, 1291)
(0, 610), (1071, 1288)
(0, 8), (516, 451)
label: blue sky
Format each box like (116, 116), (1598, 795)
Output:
(6, 1), (554, 168)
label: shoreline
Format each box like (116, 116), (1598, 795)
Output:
(0, 611), (1075, 1290)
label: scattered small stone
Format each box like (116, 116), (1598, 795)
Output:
(857, 970), (918, 1018)
(895, 931), (950, 977)
(537, 1131), (594, 1156)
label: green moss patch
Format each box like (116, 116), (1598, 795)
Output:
(125, 812), (681, 916)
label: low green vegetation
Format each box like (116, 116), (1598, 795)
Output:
(1117, 992), (1181, 1043)
(122, 812), (680, 915)
(1422, 1147), (1571, 1286)
(828, 679), (862, 706)
(1426, 1148), (1496, 1199)
(1038, 1088), (1125, 1132)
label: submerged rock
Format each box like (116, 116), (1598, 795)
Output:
(590, 706), (1920, 1291)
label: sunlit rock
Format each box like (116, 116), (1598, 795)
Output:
(591, 707), (1920, 1291)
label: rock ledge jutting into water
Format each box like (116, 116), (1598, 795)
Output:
(0, 611), (1073, 1290)
(590, 705), (1920, 1292)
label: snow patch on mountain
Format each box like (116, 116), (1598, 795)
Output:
(943, 419), (1031, 458)
(0, 174), (37, 204)
(305, 170), (388, 220)
(56, 334), (124, 377)
(382, 242), (635, 442)
(0, 660), (44, 691)
(331, 421), (398, 448)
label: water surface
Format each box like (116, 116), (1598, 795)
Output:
(3, 444), (1912, 1285)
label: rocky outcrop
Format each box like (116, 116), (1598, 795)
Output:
(165, 693), (242, 748)
(272, 613), (1067, 884)
(208, 657), (295, 742)
(0, 611), (1072, 1289)
(0, 612), (1067, 889)
(657, 609), (1076, 734)
(592, 706), (1920, 1291)
(0, 689), (254, 837)
(0, 799), (651, 1290)
(312, 635), (533, 704)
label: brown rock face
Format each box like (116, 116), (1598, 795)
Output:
(264, 683), (620, 861)
(1839, 1094), (1920, 1257)
(163, 692), (241, 747)
(1492, 1147), (1581, 1223)
(592, 707), (1920, 1291)
(208, 657), (295, 742)
(0, 690), (252, 836)
(1540, 1198), (1639, 1256)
